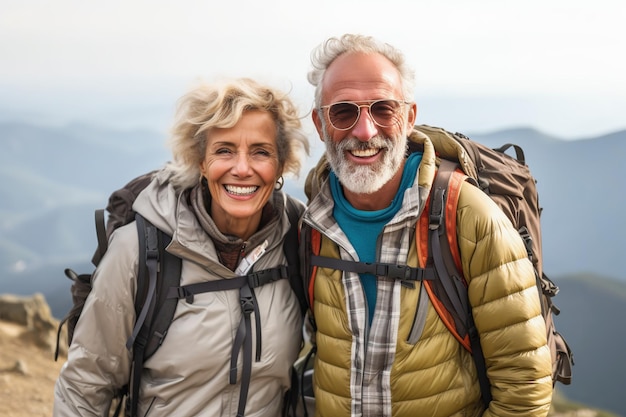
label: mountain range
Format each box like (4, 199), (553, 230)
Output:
(0, 121), (625, 415)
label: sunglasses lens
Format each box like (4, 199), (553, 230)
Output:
(328, 102), (359, 130)
(370, 100), (402, 127)
(326, 100), (405, 130)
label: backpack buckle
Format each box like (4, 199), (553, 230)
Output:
(240, 285), (255, 315)
(383, 264), (408, 280)
(247, 271), (262, 288)
(241, 296), (255, 314)
(429, 186), (446, 231)
(175, 287), (194, 304)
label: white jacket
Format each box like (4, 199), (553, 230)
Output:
(54, 169), (304, 416)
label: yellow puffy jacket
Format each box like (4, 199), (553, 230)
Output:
(302, 126), (553, 417)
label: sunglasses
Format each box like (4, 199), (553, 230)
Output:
(320, 99), (410, 131)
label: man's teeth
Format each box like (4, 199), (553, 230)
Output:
(351, 148), (379, 157)
(225, 185), (258, 195)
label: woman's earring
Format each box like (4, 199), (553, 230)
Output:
(275, 176), (284, 190)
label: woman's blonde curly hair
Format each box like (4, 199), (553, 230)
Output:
(166, 77), (310, 190)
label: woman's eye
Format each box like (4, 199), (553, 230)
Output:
(215, 148), (233, 155)
(248, 148), (274, 160)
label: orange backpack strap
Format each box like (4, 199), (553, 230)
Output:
(418, 159), (471, 351)
(444, 171), (464, 273)
(304, 226), (322, 315)
(419, 159), (493, 406)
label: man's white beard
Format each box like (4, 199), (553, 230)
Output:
(323, 131), (408, 195)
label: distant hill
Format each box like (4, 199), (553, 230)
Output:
(0, 121), (169, 188)
(552, 274), (626, 416)
(0, 122), (170, 272)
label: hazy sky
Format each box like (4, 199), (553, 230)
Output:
(2, 0), (625, 138)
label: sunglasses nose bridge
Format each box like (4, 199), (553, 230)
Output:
(348, 103), (381, 138)
(351, 103), (376, 129)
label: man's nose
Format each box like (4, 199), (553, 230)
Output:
(350, 108), (379, 141)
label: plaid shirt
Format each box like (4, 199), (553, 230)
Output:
(302, 164), (429, 417)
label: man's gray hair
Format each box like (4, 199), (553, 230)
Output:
(307, 34), (416, 107)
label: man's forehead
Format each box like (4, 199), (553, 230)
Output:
(321, 52), (403, 102)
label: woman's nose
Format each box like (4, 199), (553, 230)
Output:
(231, 152), (253, 176)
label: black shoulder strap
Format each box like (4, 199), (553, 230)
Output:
(310, 255), (436, 284)
(91, 209), (108, 267)
(142, 229), (182, 359)
(126, 214), (158, 417)
(299, 222), (314, 311)
(284, 198), (307, 315)
(124, 214), (182, 417)
(428, 159), (492, 407)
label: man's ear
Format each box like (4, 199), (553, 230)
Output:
(406, 102), (417, 128)
(311, 109), (325, 141)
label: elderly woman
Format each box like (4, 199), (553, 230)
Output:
(53, 78), (310, 417)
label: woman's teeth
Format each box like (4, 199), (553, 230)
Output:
(225, 185), (258, 195)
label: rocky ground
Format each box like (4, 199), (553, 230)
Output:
(0, 319), (65, 417)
